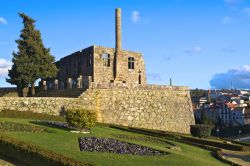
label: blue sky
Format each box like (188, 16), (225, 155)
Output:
(1, 0), (250, 89)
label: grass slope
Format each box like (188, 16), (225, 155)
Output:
(0, 118), (228, 166)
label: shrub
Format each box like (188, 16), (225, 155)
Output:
(190, 124), (212, 138)
(66, 109), (96, 131)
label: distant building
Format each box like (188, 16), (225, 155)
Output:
(194, 101), (250, 126)
(192, 97), (207, 109)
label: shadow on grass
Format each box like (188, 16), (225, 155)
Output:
(29, 120), (72, 132)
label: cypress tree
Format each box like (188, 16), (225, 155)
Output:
(7, 13), (58, 96)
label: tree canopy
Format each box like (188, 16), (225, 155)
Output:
(7, 13), (58, 94)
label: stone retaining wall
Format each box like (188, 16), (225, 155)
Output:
(0, 97), (79, 115)
(0, 86), (195, 134)
(81, 88), (195, 134)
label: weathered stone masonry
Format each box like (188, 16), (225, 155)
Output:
(0, 85), (195, 134)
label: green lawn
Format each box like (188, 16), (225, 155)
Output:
(0, 118), (228, 166)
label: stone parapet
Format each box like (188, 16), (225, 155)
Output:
(90, 82), (189, 91)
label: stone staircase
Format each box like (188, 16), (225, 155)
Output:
(34, 89), (86, 98)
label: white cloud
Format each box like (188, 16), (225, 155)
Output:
(224, 0), (241, 5)
(0, 59), (12, 77)
(0, 17), (7, 25)
(147, 74), (162, 81)
(221, 16), (234, 24)
(131, 11), (150, 24)
(131, 11), (140, 23)
(210, 65), (250, 89)
(243, 7), (250, 15)
(184, 46), (202, 55)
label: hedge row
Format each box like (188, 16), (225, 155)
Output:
(0, 121), (46, 132)
(0, 134), (92, 166)
(211, 124), (250, 137)
(110, 125), (241, 165)
(180, 136), (249, 151)
(216, 150), (241, 166)
(0, 110), (65, 122)
(181, 140), (241, 166)
(110, 125), (250, 151)
(223, 138), (250, 146)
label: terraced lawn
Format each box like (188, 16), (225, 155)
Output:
(221, 149), (250, 166)
(0, 118), (229, 166)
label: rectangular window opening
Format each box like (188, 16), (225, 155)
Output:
(87, 54), (92, 67)
(128, 57), (135, 69)
(102, 53), (110, 67)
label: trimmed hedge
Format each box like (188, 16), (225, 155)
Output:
(0, 121), (46, 132)
(190, 124), (212, 138)
(0, 134), (92, 166)
(181, 136), (250, 151)
(0, 110), (65, 122)
(216, 149), (241, 166)
(66, 109), (96, 131)
(211, 124), (250, 138)
(110, 125), (243, 165)
(181, 140), (241, 166)
(110, 125), (250, 151)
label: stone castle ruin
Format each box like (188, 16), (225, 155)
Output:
(43, 8), (146, 91)
(0, 8), (195, 133)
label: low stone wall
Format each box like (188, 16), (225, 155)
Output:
(0, 97), (79, 115)
(0, 86), (195, 134)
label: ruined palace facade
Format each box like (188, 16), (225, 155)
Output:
(50, 45), (146, 90)
(45, 8), (146, 90)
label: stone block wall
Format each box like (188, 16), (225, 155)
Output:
(0, 85), (195, 134)
(0, 97), (80, 115)
(93, 46), (146, 85)
(80, 86), (195, 134)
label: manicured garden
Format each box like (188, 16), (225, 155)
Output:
(0, 114), (230, 166)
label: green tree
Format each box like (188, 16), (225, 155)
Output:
(200, 111), (214, 127)
(7, 13), (58, 96)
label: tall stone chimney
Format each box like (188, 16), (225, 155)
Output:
(114, 8), (124, 83)
(115, 8), (122, 50)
